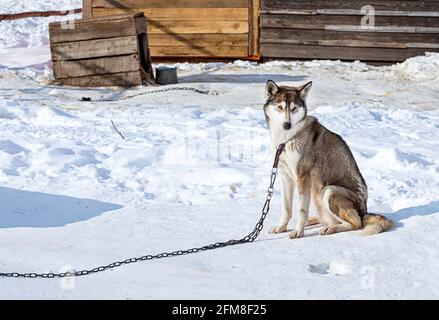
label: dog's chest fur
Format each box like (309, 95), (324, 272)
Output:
(279, 140), (305, 179)
(269, 117), (315, 179)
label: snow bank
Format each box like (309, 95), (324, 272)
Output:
(0, 0), (81, 48)
(391, 52), (439, 81)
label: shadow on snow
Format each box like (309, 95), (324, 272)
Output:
(179, 73), (308, 84)
(0, 186), (122, 228)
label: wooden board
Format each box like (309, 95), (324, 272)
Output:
(261, 29), (439, 46)
(261, 13), (439, 28)
(261, 9), (439, 17)
(249, 0), (260, 57)
(324, 25), (439, 33)
(51, 36), (138, 61)
(261, 39), (439, 49)
(150, 45), (248, 57)
(148, 33), (248, 46)
(50, 15), (145, 43)
(92, 0), (249, 8)
(92, 8), (249, 20)
(260, 0), (439, 62)
(83, 0), (92, 18)
(53, 12), (144, 25)
(50, 12), (153, 87)
(261, 43), (439, 61)
(57, 71), (143, 87)
(147, 20), (249, 34)
(83, 0), (256, 59)
(261, 0), (439, 12)
(53, 54), (140, 79)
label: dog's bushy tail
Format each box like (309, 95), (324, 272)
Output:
(361, 213), (393, 236)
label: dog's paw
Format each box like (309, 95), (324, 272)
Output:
(268, 225), (287, 234)
(288, 229), (304, 239)
(319, 226), (336, 235)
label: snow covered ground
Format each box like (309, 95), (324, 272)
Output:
(0, 1), (439, 299)
(0, 0), (81, 48)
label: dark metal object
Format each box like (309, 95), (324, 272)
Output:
(79, 87), (215, 102)
(97, 87), (214, 102)
(155, 67), (178, 85)
(0, 144), (286, 279)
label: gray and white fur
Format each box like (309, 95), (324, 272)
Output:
(263, 80), (393, 239)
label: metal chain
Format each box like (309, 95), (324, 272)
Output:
(85, 87), (217, 102)
(0, 145), (285, 279)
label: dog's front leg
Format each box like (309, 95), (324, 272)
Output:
(289, 173), (310, 239)
(268, 173), (294, 234)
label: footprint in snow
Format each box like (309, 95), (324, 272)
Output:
(308, 262), (352, 276)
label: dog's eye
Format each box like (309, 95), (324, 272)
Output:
(277, 105), (284, 110)
(291, 106), (298, 112)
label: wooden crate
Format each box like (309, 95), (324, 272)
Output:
(260, 0), (439, 62)
(49, 13), (154, 87)
(82, 0), (260, 60)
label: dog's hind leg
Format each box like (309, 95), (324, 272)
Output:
(319, 186), (362, 235)
(269, 174), (294, 234)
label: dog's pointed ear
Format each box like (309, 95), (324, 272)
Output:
(298, 81), (312, 101)
(265, 80), (279, 100)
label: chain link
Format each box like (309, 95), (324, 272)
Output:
(0, 145), (285, 279)
(86, 87), (217, 102)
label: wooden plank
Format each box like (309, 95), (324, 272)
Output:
(260, 9), (439, 17)
(135, 15), (147, 33)
(137, 33), (154, 79)
(92, 0), (249, 9)
(248, 0), (260, 57)
(260, 13), (439, 28)
(149, 45), (248, 57)
(261, 28), (439, 46)
(51, 12), (143, 25)
(92, 8), (249, 20)
(53, 54), (140, 79)
(49, 16), (140, 43)
(325, 25), (439, 33)
(148, 33), (249, 46)
(56, 71), (143, 87)
(261, 39), (412, 49)
(317, 9), (439, 17)
(261, 43), (439, 61)
(261, 0), (439, 12)
(82, 0), (92, 18)
(406, 43), (439, 48)
(147, 20), (249, 34)
(51, 36), (138, 61)
(261, 23), (439, 33)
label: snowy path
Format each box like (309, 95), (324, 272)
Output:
(0, 44), (438, 299)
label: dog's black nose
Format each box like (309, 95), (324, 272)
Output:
(283, 122), (291, 130)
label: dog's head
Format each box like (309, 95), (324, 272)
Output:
(263, 80), (312, 132)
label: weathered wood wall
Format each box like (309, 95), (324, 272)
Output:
(49, 13), (153, 87)
(260, 0), (439, 62)
(83, 0), (260, 59)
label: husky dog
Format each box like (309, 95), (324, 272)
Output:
(264, 80), (393, 239)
